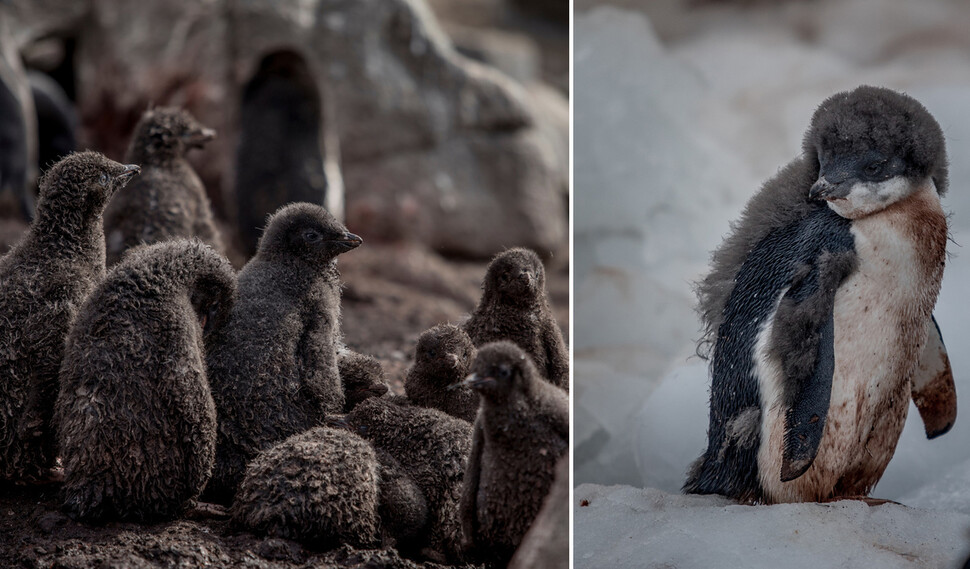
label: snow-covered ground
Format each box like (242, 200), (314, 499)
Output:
(574, 485), (970, 569)
(575, 0), (970, 565)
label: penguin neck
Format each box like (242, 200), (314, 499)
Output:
(479, 289), (544, 314)
(31, 200), (105, 257)
(250, 254), (339, 296)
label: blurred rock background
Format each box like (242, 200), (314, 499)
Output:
(0, 0), (568, 261)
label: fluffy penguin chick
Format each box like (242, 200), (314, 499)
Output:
(344, 397), (473, 563)
(103, 106), (222, 265)
(55, 239), (235, 522)
(205, 202), (362, 503)
(338, 349), (390, 412)
(685, 85), (953, 504)
(231, 427), (383, 549)
(0, 151), (138, 481)
(405, 324), (478, 422)
(459, 341), (569, 565)
(463, 248), (569, 391)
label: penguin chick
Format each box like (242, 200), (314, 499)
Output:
(231, 426), (382, 549)
(0, 151), (138, 482)
(685, 86), (953, 504)
(205, 202), (362, 504)
(459, 341), (568, 565)
(405, 324), (478, 422)
(236, 51), (328, 256)
(374, 448), (430, 550)
(344, 397), (473, 564)
(338, 349), (390, 412)
(463, 248), (569, 391)
(55, 239), (235, 522)
(103, 106), (222, 266)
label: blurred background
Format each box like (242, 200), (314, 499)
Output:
(575, 0), (970, 508)
(0, 0), (568, 263)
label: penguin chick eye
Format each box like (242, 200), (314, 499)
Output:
(99, 173), (110, 187)
(497, 365), (512, 380)
(303, 230), (321, 243)
(864, 161), (886, 178)
(427, 349), (436, 358)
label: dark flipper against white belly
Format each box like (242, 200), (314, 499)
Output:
(684, 204), (855, 502)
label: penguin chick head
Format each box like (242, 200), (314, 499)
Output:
(341, 354), (389, 410)
(803, 85), (947, 219)
(414, 324), (475, 381)
(37, 151), (139, 219)
(482, 248), (546, 306)
(128, 106), (216, 164)
(341, 397), (398, 439)
(463, 341), (536, 403)
(257, 202), (362, 266)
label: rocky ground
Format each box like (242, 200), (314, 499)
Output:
(0, 222), (569, 569)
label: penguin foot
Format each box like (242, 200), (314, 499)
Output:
(823, 495), (901, 507)
(17, 465), (64, 486)
(185, 500), (229, 520)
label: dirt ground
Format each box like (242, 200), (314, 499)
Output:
(0, 222), (569, 569)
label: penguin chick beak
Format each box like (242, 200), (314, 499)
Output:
(334, 232), (363, 252)
(462, 372), (495, 390)
(186, 128), (217, 148)
(367, 383), (389, 397)
(808, 177), (834, 200)
(116, 164), (141, 182)
(326, 416), (352, 430)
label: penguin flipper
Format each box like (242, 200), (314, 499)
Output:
(911, 315), (957, 439)
(774, 250), (856, 482)
(780, 309), (835, 481)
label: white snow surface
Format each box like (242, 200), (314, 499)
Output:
(576, 0), (970, 562)
(574, 485), (970, 569)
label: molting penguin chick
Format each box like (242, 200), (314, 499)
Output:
(685, 85), (953, 504)
(405, 324), (478, 423)
(464, 248), (568, 391)
(205, 202), (361, 504)
(103, 106), (222, 266)
(231, 426), (383, 549)
(343, 397), (473, 563)
(0, 151), (138, 482)
(338, 349), (389, 412)
(55, 239), (235, 522)
(459, 341), (568, 565)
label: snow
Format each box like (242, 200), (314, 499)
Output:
(574, 485), (970, 569)
(575, 0), (970, 563)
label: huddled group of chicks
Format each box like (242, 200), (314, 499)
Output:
(0, 106), (569, 567)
